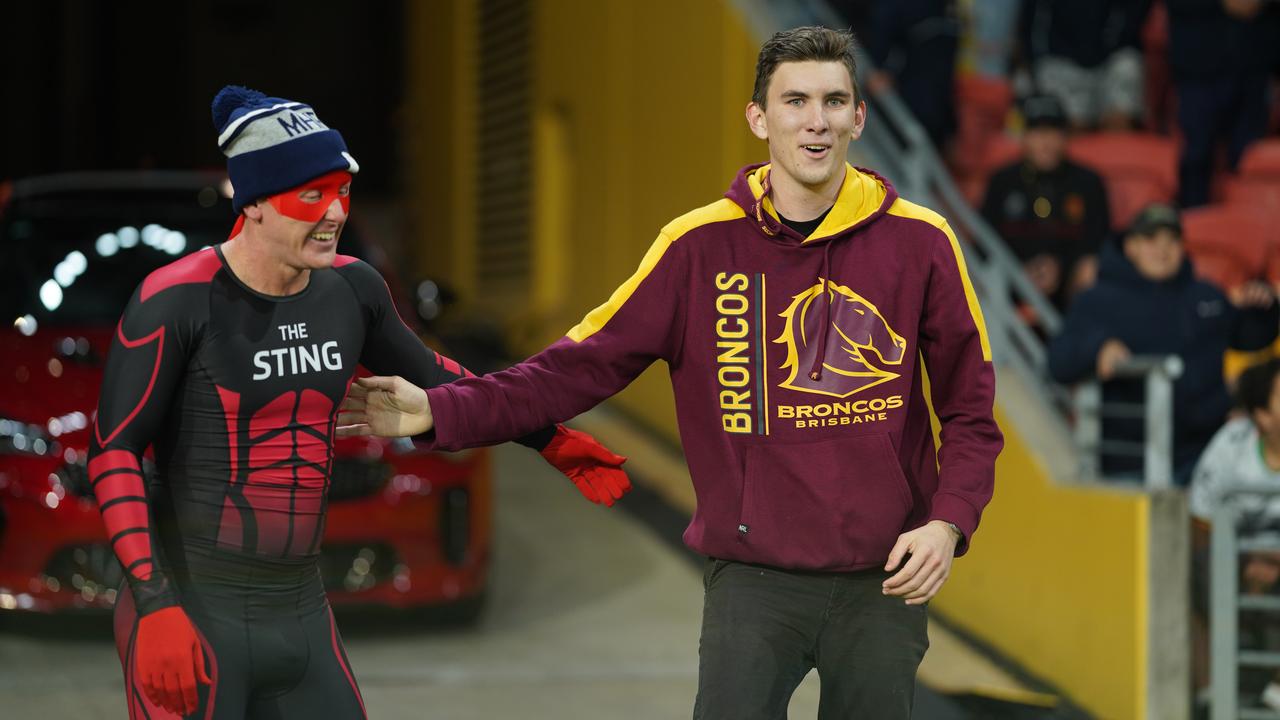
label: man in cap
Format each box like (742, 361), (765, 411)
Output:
(1049, 203), (1278, 483)
(87, 85), (631, 719)
(980, 92), (1112, 312)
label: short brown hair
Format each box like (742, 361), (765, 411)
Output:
(1236, 358), (1280, 416)
(751, 26), (861, 108)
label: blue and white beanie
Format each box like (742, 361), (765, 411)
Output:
(211, 85), (360, 213)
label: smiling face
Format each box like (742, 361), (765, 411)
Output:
(245, 170), (352, 271)
(746, 60), (866, 200)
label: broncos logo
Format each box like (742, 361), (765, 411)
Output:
(775, 279), (907, 398)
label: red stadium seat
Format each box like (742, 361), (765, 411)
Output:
(1067, 132), (1179, 191)
(1190, 248), (1253, 291)
(951, 74), (1013, 179)
(1141, 0), (1173, 133)
(959, 175), (987, 207)
(1067, 132), (1179, 230)
(955, 74), (1013, 140)
(1223, 177), (1280, 210)
(981, 134), (1023, 175)
(1107, 176), (1174, 231)
(961, 134), (1024, 206)
(1181, 204), (1275, 291)
(1240, 139), (1280, 179)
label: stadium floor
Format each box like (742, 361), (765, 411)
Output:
(0, 418), (1077, 719)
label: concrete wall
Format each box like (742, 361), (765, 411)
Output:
(934, 370), (1188, 719)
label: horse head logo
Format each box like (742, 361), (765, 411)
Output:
(774, 280), (907, 398)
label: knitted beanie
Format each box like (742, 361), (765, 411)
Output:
(211, 85), (359, 213)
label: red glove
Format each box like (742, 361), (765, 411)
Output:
(539, 425), (631, 507)
(135, 605), (211, 716)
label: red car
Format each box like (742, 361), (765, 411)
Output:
(0, 171), (491, 618)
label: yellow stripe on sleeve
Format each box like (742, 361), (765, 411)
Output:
(887, 200), (993, 361)
(938, 221), (993, 362)
(566, 199), (745, 343)
(567, 233), (674, 342)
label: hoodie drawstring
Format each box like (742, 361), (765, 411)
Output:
(809, 241), (835, 381)
(751, 173), (777, 237)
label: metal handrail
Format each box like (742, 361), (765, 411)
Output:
(1211, 485), (1280, 720)
(1071, 355), (1183, 488)
(862, 88), (1063, 336)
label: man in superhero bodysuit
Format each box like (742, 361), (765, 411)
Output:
(88, 86), (631, 719)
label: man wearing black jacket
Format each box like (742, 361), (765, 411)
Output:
(1167, 0), (1280, 206)
(1048, 204), (1279, 484)
(981, 93), (1111, 312)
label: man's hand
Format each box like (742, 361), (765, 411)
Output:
(882, 520), (961, 606)
(540, 426), (631, 506)
(1023, 255), (1062, 296)
(1223, 0), (1262, 21)
(1229, 280), (1276, 309)
(1244, 551), (1280, 594)
(337, 375), (433, 437)
(135, 605), (211, 716)
(1096, 338), (1132, 381)
(1069, 254), (1099, 295)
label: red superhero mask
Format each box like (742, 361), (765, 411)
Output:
(266, 170), (352, 223)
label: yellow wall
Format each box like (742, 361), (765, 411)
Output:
(407, 0), (760, 434)
(405, 0), (478, 300)
(936, 406), (1150, 720)
(525, 0), (760, 434)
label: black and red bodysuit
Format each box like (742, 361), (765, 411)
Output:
(89, 246), (549, 719)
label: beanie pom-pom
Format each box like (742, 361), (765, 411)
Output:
(212, 85), (267, 130)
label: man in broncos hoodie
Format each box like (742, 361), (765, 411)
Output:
(1049, 204), (1278, 485)
(338, 26), (1002, 719)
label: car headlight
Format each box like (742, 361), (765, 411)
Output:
(0, 417), (59, 457)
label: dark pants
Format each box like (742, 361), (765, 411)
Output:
(693, 559), (929, 720)
(113, 563), (367, 720)
(1176, 72), (1270, 207)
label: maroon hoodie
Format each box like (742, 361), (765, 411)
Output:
(426, 163), (1002, 571)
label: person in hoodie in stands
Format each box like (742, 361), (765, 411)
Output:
(336, 26), (1002, 720)
(1048, 203), (1278, 485)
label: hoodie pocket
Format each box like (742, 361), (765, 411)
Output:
(737, 434), (913, 569)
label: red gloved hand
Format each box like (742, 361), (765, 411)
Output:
(135, 605), (211, 716)
(539, 425), (631, 507)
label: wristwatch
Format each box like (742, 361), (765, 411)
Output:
(945, 522), (962, 540)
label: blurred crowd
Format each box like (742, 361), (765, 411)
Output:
(834, 0), (1280, 480)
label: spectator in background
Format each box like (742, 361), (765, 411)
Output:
(1168, 0), (1280, 207)
(980, 93), (1110, 310)
(1019, 0), (1152, 130)
(1048, 204), (1278, 484)
(1188, 358), (1280, 709)
(865, 0), (961, 148)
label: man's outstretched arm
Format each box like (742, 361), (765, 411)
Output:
(336, 257), (630, 506)
(338, 228), (687, 450)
